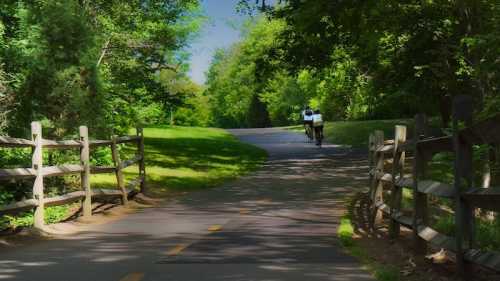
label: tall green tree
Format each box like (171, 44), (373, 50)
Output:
(0, 0), (203, 136)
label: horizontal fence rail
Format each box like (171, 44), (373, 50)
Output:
(0, 122), (146, 230)
(368, 96), (500, 278)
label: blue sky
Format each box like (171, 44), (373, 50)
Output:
(187, 0), (248, 85)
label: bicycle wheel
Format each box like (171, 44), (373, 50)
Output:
(307, 125), (314, 141)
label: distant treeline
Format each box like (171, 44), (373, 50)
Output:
(205, 0), (500, 128)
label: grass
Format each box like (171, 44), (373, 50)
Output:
(91, 126), (267, 196)
(289, 119), (413, 148)
(337, 214), (401, 281)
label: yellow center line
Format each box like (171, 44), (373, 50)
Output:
(208, 225), (222, 232)
(166, 243), (190, 256)
(119, 272), (144, 281)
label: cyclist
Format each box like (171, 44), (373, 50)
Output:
(312, 109), (324, 146)
(302, 106), (314, 141)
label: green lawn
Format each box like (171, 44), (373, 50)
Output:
(91, 126), (267, 197)
(289, 119), (413, 148)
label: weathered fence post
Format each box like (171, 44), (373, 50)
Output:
(389, 125), (407, 238)
(80, 126), (92, 218)
(453, 95), (475, 278)
(31, 121), (45, 230)
(412, 114), (429, 254)
(136, 127), (146, 193)
(111, 136), (128, 205)
(370, 130), (385, 229)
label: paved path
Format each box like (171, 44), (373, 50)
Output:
(0, 128), (373, 281)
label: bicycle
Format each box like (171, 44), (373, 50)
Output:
(304, 123), (314, 142)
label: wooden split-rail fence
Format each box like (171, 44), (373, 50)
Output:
(0, 122), (146, 230)
(368, 95), (500, 277)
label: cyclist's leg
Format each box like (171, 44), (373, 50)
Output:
(314, 126), (320, 145)
(314, 125), (323, 145)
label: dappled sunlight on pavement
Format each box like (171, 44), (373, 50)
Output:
(0, 128), (373, 281)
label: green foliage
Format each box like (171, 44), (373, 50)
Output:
(0, 205), (72, 230)
(205, 18), (285, 128)
(338, 217), (354, 247)
(0, 0), (204, 136)
(210, 0), (500, 128)
(174, 89), (212, 127)
(337, 212), (401, 281)
(434, 214), (500, 252)
(374, 266), (400, 281)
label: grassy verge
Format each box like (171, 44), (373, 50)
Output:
(91, 126), (267, 196)
(338, 213), (401, 281)
(288, 119), (413, 148)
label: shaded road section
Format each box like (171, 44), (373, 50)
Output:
(0, 128), (373, 281)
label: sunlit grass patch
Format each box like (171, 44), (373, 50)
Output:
(287, 119), (412, 148)
(91, 126), (267, 196)
(338, 211), (401, 281)
(338, 217), (355, 247)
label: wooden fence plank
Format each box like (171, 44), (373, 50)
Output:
(89, 140), (113, 147)
(459, 113), (500, 145)
(92, 188), (123, 198)
(465, 250), (500, 272)
(120, 154), (142, 169)
(43, 139), (81, 149)
(395, 177), (414, 188)
(392, 213), (413, 228)
(115, 135), (141, 144)
(44, 191), (85, 207)
(376, 144), (395, 154)
(0, 136), (34, 148)
(417, 180), (455, 198)
(397, 140), (414, 152)
(417, 226), (457, 252)
(462, 188), (500, 212)
(417, 136), (454, 154)
(0, 199), (39, 215)
(42, 164), (84, 177)
(0, 168), (36, 179)
(90, 166), (116, 174)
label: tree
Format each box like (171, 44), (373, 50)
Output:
(0, 0), (204, 136)
(235, 0), (500, 125)
(204, 18), (285, 128)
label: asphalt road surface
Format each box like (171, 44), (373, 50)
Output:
(0, 128), (374, 281)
